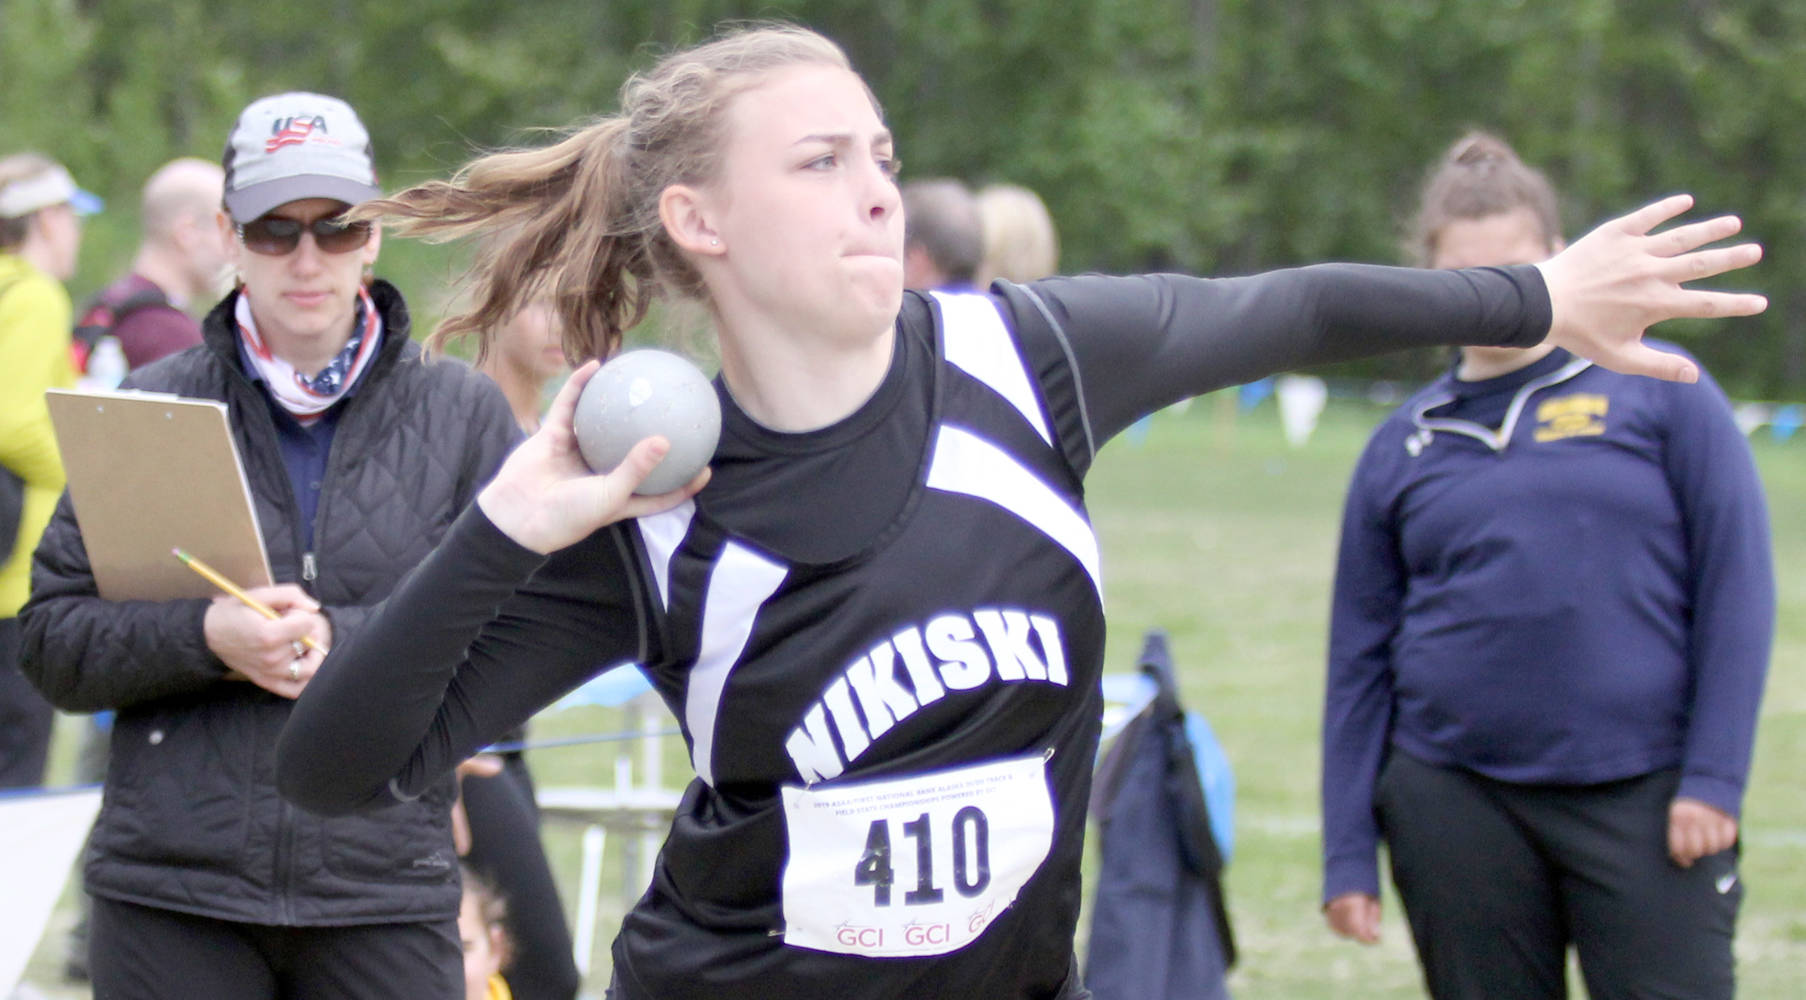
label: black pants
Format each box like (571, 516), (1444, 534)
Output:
(604, 954), (1094, 998)
(463, 754), (581, 1000)
(88, 896), (460, 1000)
(0, 616), (54, 789)
(1376, 752), (1740, 1000)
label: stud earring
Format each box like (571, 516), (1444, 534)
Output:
(709, 238), (720, 247)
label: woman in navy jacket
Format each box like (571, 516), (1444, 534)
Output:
(1321, 133), (1774, 1000)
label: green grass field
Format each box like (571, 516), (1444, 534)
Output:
(1081, 396), (1806, 997)
(23, 393), (1805, 997)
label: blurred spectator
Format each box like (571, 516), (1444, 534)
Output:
(476, 299), (567, 432)
(976, 183), (1059, 285)
(460, 864), (515, 1000)
(1321, 132), (1772, 1000)
(901, 177), (982, 291)
(0, 151), (94, 789)
(73, 158), (229, 376)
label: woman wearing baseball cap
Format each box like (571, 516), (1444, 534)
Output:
(20, 95), (522, 998)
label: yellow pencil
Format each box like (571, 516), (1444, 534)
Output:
(172, 548), (328, 655)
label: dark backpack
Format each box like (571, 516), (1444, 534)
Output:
(0, 464), (20, 566)
(1086, 629), (1238, 999)
(0, 462), (18, 563)
(71, 281), (170, 373)
(1, 276), (28, 560)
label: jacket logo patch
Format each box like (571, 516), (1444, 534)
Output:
(1533, 393), (1608, 442)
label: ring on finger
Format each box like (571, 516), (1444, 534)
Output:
(288, 661), (302, 682)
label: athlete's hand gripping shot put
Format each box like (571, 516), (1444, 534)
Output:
(276, 24), (1765, 1000)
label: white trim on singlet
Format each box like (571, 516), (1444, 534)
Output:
(687, 542), (788, 785)
(926, 423), (1102, 601)
(634, 500), (696, 612)
(932, 290), (1054, 447)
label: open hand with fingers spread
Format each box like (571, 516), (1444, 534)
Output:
(1536, 194), (1766, 382)
(478, 359), (711, 554)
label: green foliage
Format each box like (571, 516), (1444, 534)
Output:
(10, 0), (1805, 394)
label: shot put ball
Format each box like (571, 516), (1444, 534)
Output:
(573, 349), (721, 495)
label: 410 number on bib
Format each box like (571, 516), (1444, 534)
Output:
(780, 753), (1055, 957)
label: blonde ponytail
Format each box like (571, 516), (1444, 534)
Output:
(358, 23), (858, 364)
(355, 119), (651, 363)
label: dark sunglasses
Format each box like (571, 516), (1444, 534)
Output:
(237, 214), (373, 256)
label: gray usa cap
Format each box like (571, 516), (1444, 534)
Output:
(222, 92), (380, 223)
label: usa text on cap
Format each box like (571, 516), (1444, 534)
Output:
(222, 92), (381, 223)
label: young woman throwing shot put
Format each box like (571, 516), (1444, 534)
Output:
(277, 24), (1765, 1000)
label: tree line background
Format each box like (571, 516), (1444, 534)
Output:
(8, 0), (1805, 397)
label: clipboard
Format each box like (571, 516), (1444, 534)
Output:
(46, 388), (273, 601)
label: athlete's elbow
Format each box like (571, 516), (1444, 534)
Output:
(276, 766), (354, 816)
(274, 737), (378, 816)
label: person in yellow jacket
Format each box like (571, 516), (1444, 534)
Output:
(0, 151), (93, 787)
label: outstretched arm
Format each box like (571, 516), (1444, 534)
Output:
(999, 195), (1763, 470)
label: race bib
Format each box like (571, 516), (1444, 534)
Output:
(779, 752), (1055, 957)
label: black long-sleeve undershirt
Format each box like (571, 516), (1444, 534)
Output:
(277, 262), (1550, 815)
(1000, 263), (1547, 474)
